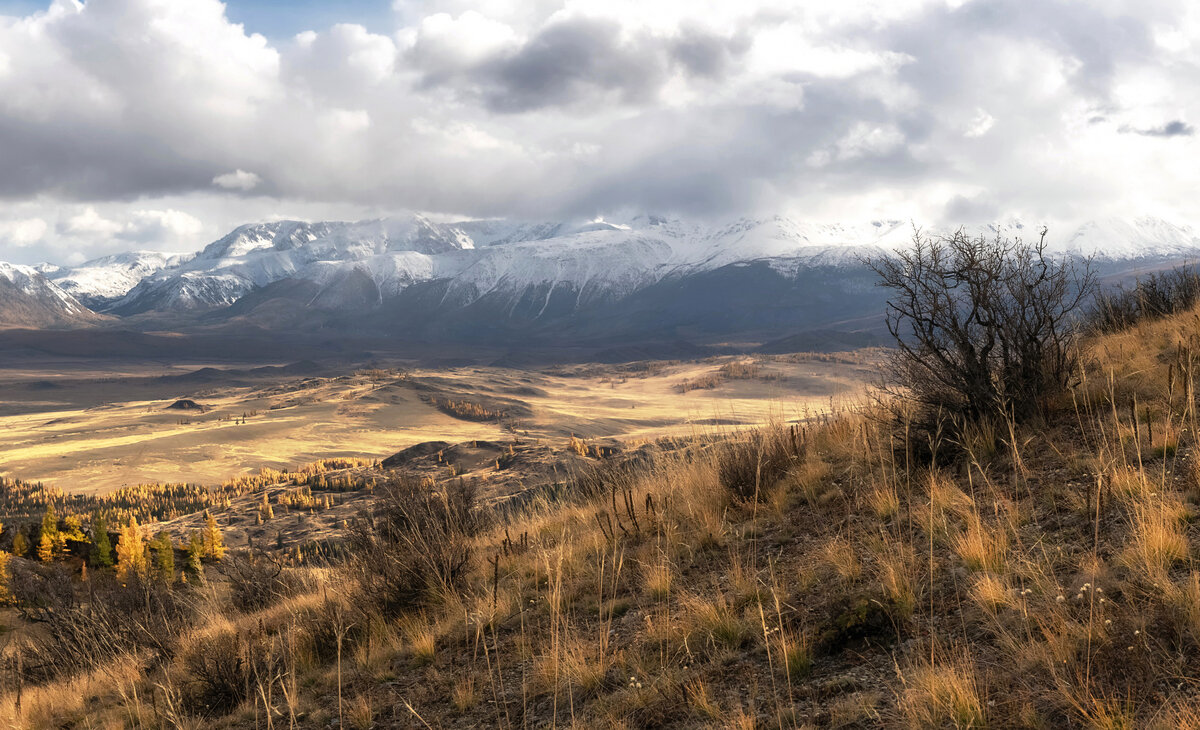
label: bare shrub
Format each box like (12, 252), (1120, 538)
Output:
(570, 455), (647, 501)
(216, 548), (296, 612)
(179, 624), (281, 715)
(867, 228), (1095, 434)
(1089, 264), (1200, 333)
(349, 476), (483, 613)
(13, 563), (196, 681)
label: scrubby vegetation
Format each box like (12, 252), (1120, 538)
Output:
(431, 396), (509, 422)
(10, 235), (1200, 727)
(0, 457), (377, 528)
(1090, 264), (1200, 333)
(867, 227), (1095, 433)
(675, 359), (787, 393)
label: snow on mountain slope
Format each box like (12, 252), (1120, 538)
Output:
(1058, 218), (1200, 260)
(106, 213), (1200, 319)
(44, 251), (191, 308)
(0, 262), (102, 327)
(113, 216), (483, 314)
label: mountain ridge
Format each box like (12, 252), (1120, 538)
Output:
(11, 214), (1200, 348)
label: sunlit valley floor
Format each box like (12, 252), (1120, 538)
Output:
(0, 352), (877, 494)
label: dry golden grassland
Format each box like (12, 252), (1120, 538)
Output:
(0, 353), (874, 494)
(17, 308), (1200, 727)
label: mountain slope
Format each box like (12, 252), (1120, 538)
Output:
(41, 251), (190, 309)
(110, 217), (475, 315)
(57, 214), (1200, 347)
(0, 263), (104, 328)
(108, 215), (915, 326)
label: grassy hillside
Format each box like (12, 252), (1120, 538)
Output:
(6, 304), (1200, 728)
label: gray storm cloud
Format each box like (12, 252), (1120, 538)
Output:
(0, 0), (1199, 263)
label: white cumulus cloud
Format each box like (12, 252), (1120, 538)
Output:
(212, 169), (263, 191)
(0, 218), (48, 247)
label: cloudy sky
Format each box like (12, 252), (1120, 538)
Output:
(0, 0), (1198, 265)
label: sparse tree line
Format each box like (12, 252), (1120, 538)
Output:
(0, 457), (378, 528)
(674, 359), (787, 393)
(430, 396), (509, 422)
(218, 457), (378, 492)
(0, 505), (226, 595)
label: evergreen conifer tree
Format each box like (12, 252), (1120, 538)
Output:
(153, 531), (175, 582)
(91, 514), (114, 568)
(185, 531), (204, 583)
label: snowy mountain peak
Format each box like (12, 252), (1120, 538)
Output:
(1060, 217), (1200, 260)
(42, 250), (191, 308)
(35, 212), (1200, 327)
(0, 261), (101, 327)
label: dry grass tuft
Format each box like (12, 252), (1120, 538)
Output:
(789, 457), (833, 504)
(401, 615), (437, 667)
(970, 573), (1012, 612)
(829, 691), (883, 727)
(869, 481), (900, 521)
(643, 560), (674, 601)
(451, 676), (479, 712)
(680, 593), (752, 653)
(536, 634), (615, 698)
(823, 535), (863, 582)
(952, 515), (1008, 574)
(868, 539), (919, 621)
(725, 707), (759, 730)
(920, 473), (975, 540)
(1123, 498), (1189, 578)
(899, 654), (986, 729)
(685, 678), (722, 720)
(347, 693), (374, 730)
(777, 629), (812, 682)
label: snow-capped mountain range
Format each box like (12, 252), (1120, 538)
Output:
(38, 251), (193, 309)
(3, 214), (1200, 338)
